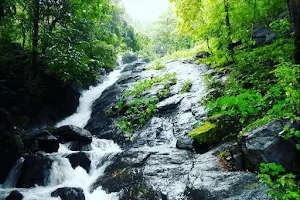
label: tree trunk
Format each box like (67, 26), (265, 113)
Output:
(224, 0), (234, 56)
(32, 0), (40, 73)
(287, 0), (300, 64)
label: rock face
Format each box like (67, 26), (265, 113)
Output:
(5, 190), (23, 200)
(66, 152), (91, 173)
(241, 120), (300, 172)
(51, 187), (85, 200)
(54, 125), (92, 144)
(86, 60), (270, 199)
(16, 154), (52, 188)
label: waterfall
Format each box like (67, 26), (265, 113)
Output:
(0, 62), (125, 200)
(2, 158), (25, 188)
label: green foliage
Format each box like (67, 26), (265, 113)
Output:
(116, 97), (159, 136)
(281, 125), (300, 150)
(218, 151), (230, 158)
(112, 73), (177, 138)
(146, 60), (166, 70)
(0, 0), (141, 85)
(258, 163), (300, 200)
(181, 79), (192, 93)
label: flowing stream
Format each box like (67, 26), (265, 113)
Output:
(0, 65), (124, 200)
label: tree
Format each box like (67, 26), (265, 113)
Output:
(287, 0), (300, 63)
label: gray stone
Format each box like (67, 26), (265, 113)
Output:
(54, 125), (92, 144)
(242, 120), (300, 172)
(157, 95), (184, 113)
(5, 190), (23, 200)
(176, 136), (195, 151)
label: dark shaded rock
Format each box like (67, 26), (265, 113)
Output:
(252, 25), (277, 47)
(0, 129), (24, 183)
(54, 125), (92, 144)
(122, 62), (146, 73)
(122, 53), (138, 64)
(0, 108), (14, 131)
(117, 73), (141, 85)
(23, 131), (59, 153)
(195, 51), (210, 59)
(67, 152), (91, 173)
(5, 190), (23, 200)
(265, 32), (278, 44)
(157, 95), (184, 113)
(85, 83), (123, 140)
(176, 136), (195, 151)
(91, 151), (164, 200)
(51, 187), (85, 200)
(16, 154), (52, 188)
(242, 120), (300, 172)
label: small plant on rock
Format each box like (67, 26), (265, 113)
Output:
(181, 79), (192, 93)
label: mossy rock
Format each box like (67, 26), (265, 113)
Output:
(188, 122), (218, 145)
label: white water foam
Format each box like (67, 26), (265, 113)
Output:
(56, 67), (123, 128)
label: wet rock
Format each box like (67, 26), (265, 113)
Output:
(5, 190), (23, 200)
(117, 73), (141, 85)
(54, 125), (92, 144)
(242, 120), (300, 172)
(66, 152), (91, 173)
(176, 136), (195, 151)
(157, 95), (184, 113)
(85, 83), (123, 140)
(122, 61), (146, 73)
(122, 53), (138, 64)
(0, 129), (24, 183)
(51, 187), (85, 200)
(23, 131), (59, 153)
(17, 154), (52, 188)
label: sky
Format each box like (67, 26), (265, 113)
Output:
(121, 0), (170, 23)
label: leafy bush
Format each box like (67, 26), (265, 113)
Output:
(116, 97), (159, 136)
(258, 163), (300, 200)
(146, 60), (166, 70)
(181, 79), (192, 93)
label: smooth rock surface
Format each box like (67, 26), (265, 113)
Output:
(5, 190), (23, 200)
(66, 152), (91, 173)
(54, 125), (92, 144)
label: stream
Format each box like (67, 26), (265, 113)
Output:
(0, 56), (269, 200)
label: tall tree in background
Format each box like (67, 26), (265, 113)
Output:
(287, 0), (300, 63)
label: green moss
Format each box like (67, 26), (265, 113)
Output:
(181, 79), (193, 93)
(188, 122), (216, 137)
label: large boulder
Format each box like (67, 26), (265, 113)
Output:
(23, 131), (59, 153)
(54, 125), (92, 144)
(51, 187), (85, 200)
(252, 25), (277, 47)
(5, 190), (23, 200)
(66, 152), (91, 173)
(121, 53), (138, 64)
(16, 154), (53, 188)
(157, 95), (184, 113)
(241, 120), (300, 172)
(176, 136), (195, 151)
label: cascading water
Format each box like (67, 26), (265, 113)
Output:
(0, 64), (125, 200)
